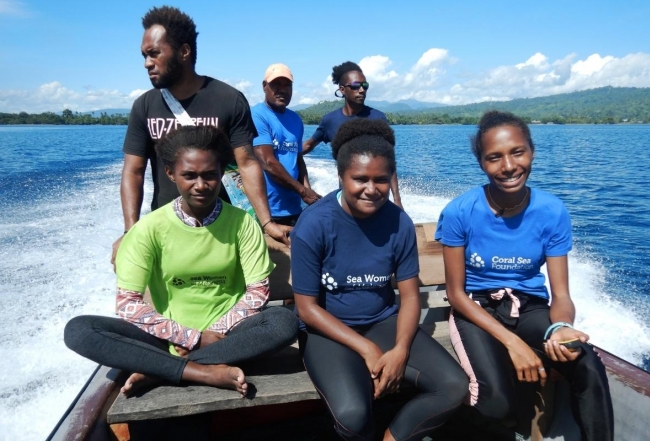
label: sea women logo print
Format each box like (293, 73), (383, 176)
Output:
(322, 272), (338, 291)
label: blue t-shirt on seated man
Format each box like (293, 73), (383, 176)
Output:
(252, 103), (303, 216)
(252, 63), (320, 227)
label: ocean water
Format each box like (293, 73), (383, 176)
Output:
(1, 124), (649, 440)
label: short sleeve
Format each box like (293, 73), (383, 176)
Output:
(546, 203), (572, 257)
(237, 212), (275, 284)
(434, 203), (466, 247)
(122, 96), (152, 158)
(251, 107), (273, 147)
(229, 93), (258, 149)
(394, 215), (419, 281)
(115, 223), (156, 292)
(310, 121), (325, 144)
(375, 110), (388, 122)
(290, 225), (324, 296)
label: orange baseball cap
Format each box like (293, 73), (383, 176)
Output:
(264, 63), (293, 83)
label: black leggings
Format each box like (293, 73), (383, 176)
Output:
(64, 307), (298, 383)
(299, 315), (468, 441)
(450, 305), (614, 441)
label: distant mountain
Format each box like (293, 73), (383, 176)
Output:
(366, 101), (413, 112)
(288, 104), (312, 111)
(394, 98), (447, 110)
(298, 87), (650, 125)
(296, 99), (445, 115)
(412, 87), (650, 118)
(5, 87), (646, 126)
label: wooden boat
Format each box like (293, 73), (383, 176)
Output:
(47, 223), (650, 441)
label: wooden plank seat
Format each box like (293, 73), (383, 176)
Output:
(107, 223), (452, 425)
(106, 289), (453, 425)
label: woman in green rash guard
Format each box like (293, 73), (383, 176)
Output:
(65, 125), (298, 397)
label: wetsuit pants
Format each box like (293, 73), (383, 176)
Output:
(449, 302), (614, 441)
(299, 315), (468, 441)
(64, 307), (298, 383)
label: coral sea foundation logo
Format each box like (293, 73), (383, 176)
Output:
(470, 253), (485, 268)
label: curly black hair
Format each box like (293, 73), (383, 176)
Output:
(471, 110), (535, 162)
(331, 61), (363, 85)
(155, 126), (233, 171)
(142, 6), (198, 65)
(331, 119), (396, 176)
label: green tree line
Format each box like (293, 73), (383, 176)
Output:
(3, 87), (649, 126)
(298, 87), (650, 125)
(0, 109), (128, 125)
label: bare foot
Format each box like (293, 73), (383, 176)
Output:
(120, 372), (161, 396)
(184, 362), (248, 397)
(209, 365), (247, 397)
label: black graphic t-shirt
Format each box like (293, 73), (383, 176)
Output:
(123, 77), (257, 210)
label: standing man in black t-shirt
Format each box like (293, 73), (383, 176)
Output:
(111, 6), (291, 264)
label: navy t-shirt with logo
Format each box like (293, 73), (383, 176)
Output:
(291, 191), (419, 327)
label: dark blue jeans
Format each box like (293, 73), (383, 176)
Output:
(64, 307), (298, 383)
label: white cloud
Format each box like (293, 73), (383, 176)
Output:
(0, 82), (143, 113)
(516, 52), (549, 70)
(571, 54), (615, 76)
(233, 80), (253, 94)
(3, 51), (650, 113)
(290, 49), (650, 106)
(445, 52), (650, 104)
(359, 55), (399, 82)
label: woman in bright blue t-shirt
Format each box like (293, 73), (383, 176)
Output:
(292, 119), (467, 441)
(436, 110), (613, 440)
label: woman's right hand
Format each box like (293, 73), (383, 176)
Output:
(361, 341), (384, 395)
(506, 337), (547, 386)
(198, 330), (226, 348)
(174, 330), (226, 357)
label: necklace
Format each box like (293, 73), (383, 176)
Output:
(486, 186), (529, 217)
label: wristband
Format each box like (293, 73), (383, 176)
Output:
(544, 322), (573, 340)
(261, 219), (273, 230)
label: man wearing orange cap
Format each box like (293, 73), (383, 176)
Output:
(251, 64), (321, 226)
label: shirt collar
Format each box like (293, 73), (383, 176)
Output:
(173, 197), (222, 227)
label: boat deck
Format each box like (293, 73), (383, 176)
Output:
(49, 224), (650, 441)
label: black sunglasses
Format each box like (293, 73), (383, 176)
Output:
(343, 81), (370, 90)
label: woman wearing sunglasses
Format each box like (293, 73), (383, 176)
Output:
(302, 61), (402, 208)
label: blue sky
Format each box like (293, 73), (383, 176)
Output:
(1, 0), (649, 113)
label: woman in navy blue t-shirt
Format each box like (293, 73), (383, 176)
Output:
(436, 110), (613, 440)
(292, 119), (467, 441)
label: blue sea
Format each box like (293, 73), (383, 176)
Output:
(1, 124), (649, 440)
